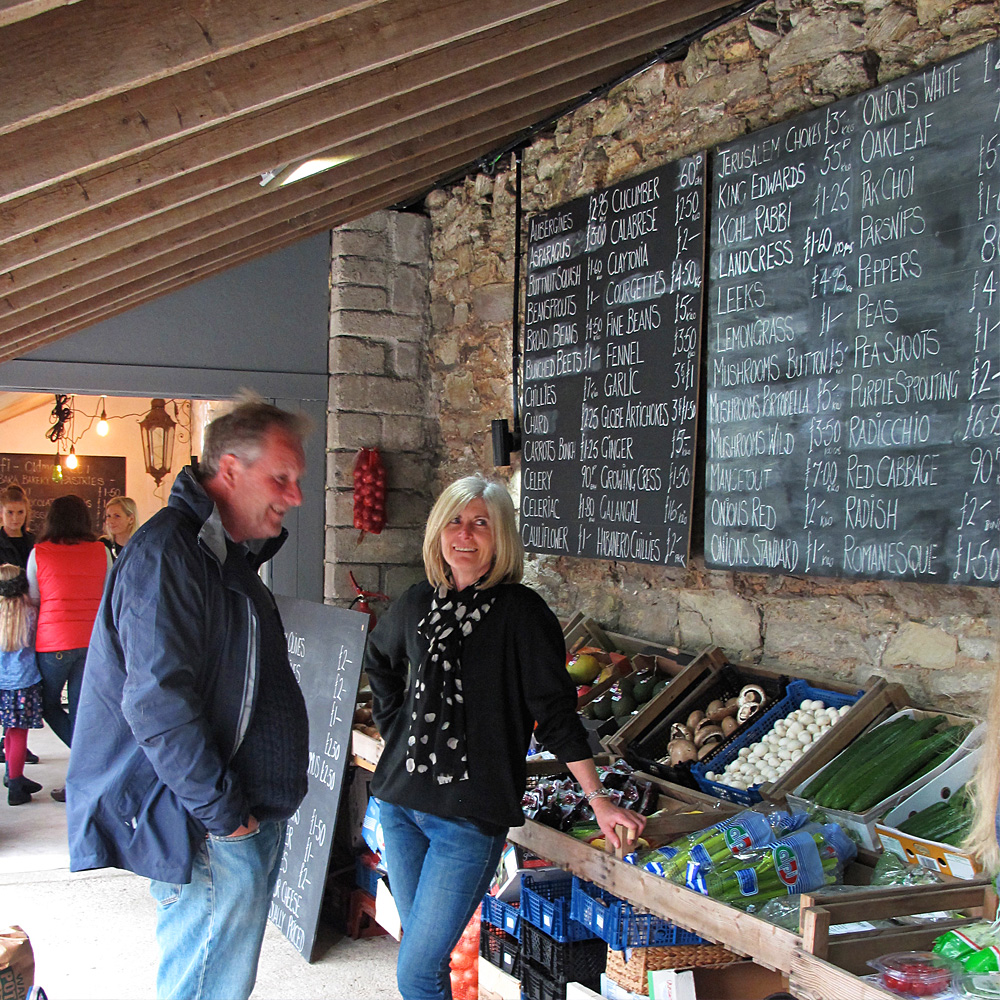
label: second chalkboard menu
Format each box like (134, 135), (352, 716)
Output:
(521, 155), (707, 567)
(705, 39), (1000, 586)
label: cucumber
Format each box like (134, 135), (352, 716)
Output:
(803, 717), (917, 805)
(819, 716), (945, 810)
(845, 724), (958, 813)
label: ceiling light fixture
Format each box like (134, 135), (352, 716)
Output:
(65, 445), (79, 471)
(260, 155), (353, 188)
(96, 396), (109, 436)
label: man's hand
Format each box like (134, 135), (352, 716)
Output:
(227, 815), (259, 838)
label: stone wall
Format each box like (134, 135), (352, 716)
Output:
(326, 210), (434, 609)
(423, 0), (1000, 711)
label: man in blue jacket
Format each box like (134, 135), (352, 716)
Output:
(67, 399), (310, 1000)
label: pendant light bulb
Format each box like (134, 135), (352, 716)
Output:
(66, 445), (79, 470)
(96, 397), (109, 437)
(52, 457), (63, 482)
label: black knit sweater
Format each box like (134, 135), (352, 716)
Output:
(365, 580), (591, 830)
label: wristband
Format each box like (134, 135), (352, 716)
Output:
(585, 788), (610, 804)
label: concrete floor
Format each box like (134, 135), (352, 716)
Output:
(1, 727), (401, 999)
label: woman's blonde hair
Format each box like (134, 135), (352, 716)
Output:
(965, 667), (1000, 873)
(422, 475), (523, 590)
(0, 563), (31, 652)
(105, 496), (138, 536)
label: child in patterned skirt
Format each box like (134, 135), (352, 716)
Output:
(0, 564), (44, 805)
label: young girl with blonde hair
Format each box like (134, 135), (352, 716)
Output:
(0, 564), (44, 805)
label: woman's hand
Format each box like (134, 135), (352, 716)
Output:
(590, 795), (646, 851)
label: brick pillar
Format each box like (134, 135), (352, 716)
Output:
(326, 210), (434, 607)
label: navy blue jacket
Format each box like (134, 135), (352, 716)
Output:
(66, 467), (286, 883)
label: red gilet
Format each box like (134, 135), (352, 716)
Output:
(34, 540), (107, 652)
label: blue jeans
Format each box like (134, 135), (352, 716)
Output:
(378, 800), (505, 1000)
(149, 820), (285, 1000)
(37, 648), (87, 747)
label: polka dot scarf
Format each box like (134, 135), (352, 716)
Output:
(406, 583), (495, 784)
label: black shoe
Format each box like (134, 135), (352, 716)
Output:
(8, 777), (32, 806)
(0, 740), (38, 765)
(50, 787), (66, 803)
(3, 774), (42, 793)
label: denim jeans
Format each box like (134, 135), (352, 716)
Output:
(37, 648), (87, 748)
(378, 800), (505, 1000)
(149, 819), (285, 1000)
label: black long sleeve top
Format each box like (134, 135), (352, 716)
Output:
(364, 580), (592, 830)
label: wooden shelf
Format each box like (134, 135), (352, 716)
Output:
(506, 818), (996, 1000)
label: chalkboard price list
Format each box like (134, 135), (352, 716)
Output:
(521, 155), (706, 567)
(706, 39), (1000, 586)
(269, 598), (368, 961)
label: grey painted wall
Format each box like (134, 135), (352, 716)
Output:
(0, 232), (332, 601)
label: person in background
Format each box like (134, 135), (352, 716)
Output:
(0, 485), (39, 767)
(27, 494), (111, 802)
(66, 398), (310, 1000)
(966, 669), (1000, 879)
(0, 484), (35, 568)
(365, 474), (646, 1000)
(0, 565), (44, 805)
(101, 496), (139, 560)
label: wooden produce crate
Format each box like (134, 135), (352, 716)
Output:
(563, 613), (616, 656)
(875, 748), (983, 880)
(797, 876), (998, 977)
(604, 648), (794, 789)
(787, 708), (983, 850)
(697, 677), (902, 808)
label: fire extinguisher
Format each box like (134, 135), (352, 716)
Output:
(348, 571), (389, 631)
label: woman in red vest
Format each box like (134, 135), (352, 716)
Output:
(27, 495), (110, 759)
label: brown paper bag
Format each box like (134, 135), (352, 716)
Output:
(0, 926), (34, 1000)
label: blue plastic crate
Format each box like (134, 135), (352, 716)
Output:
(691, 680), (862, 806)
(354, 858), (382, 896)
(520, 873), (597, 943)
(482, 892), (521, 939)
(569, 877), (707, 951)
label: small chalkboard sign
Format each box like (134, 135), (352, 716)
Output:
(268, 596), (368, 961)
(704, 39), (1000, 585)
(520, 153), (707, 567)
(0, 452), (127, 535)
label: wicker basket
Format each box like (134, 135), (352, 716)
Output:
(605, 943), (741, 996)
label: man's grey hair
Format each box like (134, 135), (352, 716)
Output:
(199, 396), (310, 480)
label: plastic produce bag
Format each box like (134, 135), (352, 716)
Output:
(624, 807), (809, 880)
(684, 822), (857, 911)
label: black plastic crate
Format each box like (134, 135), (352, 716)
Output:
(520, 922), (606, 986)
(520, 961), (566, 1000)
(623, 664), (787, 784)
(480, 921), (520, 978)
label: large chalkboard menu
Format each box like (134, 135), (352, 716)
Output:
(268, 597), (368, 961)
(705, 39), (1000, 586)
(0, 452), (127, 535)
(521, 154), (707, 566)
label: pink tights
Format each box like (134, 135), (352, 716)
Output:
(4, 727), (27, 779)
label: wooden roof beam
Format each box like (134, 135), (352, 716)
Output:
(0, 0), (574, 198)
(0, 6), (691, 300)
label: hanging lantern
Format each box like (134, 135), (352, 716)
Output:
(139, 398), (177, 486)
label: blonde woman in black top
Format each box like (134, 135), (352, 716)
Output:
(365, 474), (644, 1000)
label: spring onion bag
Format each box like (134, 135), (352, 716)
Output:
(624, 808), (809, 880)
(685, 823), (857, 911)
